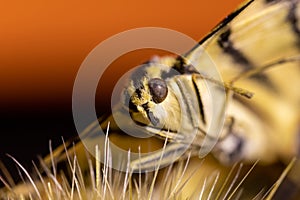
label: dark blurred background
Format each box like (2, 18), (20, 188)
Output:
(0, 0), (243, 182)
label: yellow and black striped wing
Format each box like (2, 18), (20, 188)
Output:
(203, 0), (300, 80)
(197, 0), (300, 162)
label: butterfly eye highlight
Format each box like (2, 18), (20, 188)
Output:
(148, 78), (168, 104)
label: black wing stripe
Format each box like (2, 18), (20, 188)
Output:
(218, 29), (279, 92)
(287, 1), (300, 46)
(218, 28), (252, 68)
(185, 0), (255, 55)
(249, 73), (279, 93)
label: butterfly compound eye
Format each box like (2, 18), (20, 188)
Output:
(148, 78), (168, 104)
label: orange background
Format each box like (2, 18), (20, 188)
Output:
(1, 0), (243, 107)
(0, 0), (244, 173)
